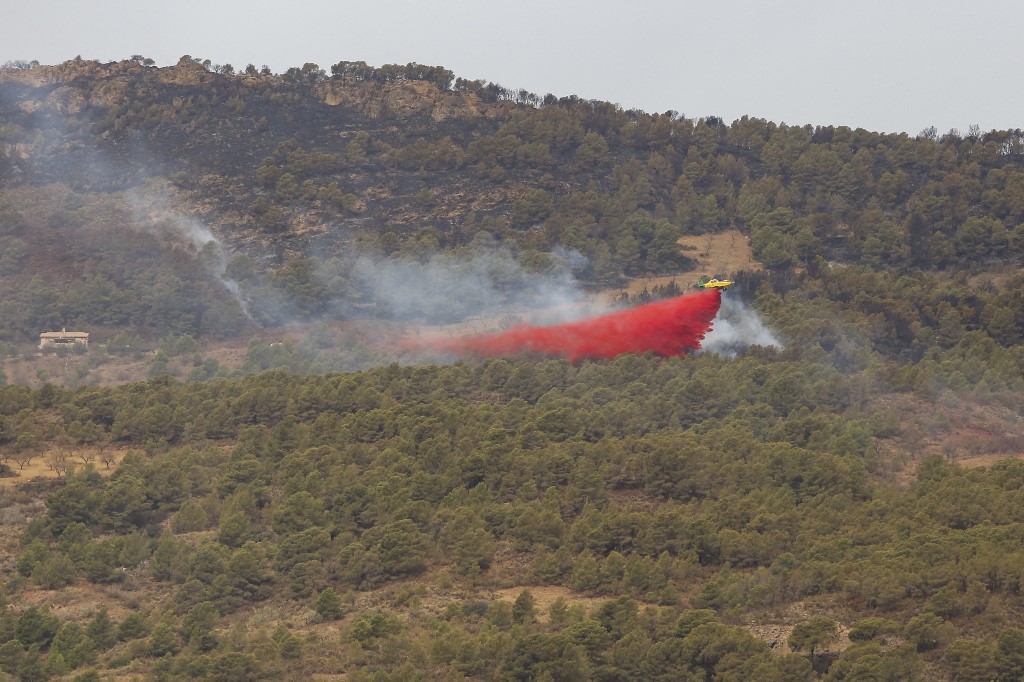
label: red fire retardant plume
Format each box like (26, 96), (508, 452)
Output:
(420, 288), (722, 362)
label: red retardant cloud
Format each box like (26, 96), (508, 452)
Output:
(412, 288), (722, 362)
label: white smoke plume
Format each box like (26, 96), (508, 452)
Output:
(171, 215), (253, 320)
(123, 183), (253, 319)
(702, 294), (783, 355)
(349, 247), (591, 325)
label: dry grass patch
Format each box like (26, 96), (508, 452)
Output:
(491, 586), (608, 623)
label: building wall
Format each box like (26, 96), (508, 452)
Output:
(39, 336), (89, 350)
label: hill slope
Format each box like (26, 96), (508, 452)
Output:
(2, 57), (1023, 349)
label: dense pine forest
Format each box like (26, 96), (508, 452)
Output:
(0, 56), (1023, 681)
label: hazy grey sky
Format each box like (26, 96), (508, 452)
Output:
(6, 0), (1022, 135)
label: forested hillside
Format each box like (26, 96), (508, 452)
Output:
(1, 56), (1022, 344)
(0, 356), (1022, 681)
(0, 56), (1023, 681)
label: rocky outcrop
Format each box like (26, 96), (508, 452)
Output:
(0, 58), (146, 86)
(0, 59), (226, 94)
(1, 60), (523, 124)
(316, 78), (516, 122)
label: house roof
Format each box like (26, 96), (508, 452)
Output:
(40, 328), (89, 339)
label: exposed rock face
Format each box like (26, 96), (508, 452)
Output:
(152, 61), (221, 87)
(0, 59), (217, 116)
(0, 59), (228, 93)
(0, 58), (147, 86)
(2, 60), (518, 124)
(316, 78), (514, 122)
(43, 86), (89, 116)
(2, 59), (525, 123)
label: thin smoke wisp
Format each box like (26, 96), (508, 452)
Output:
(124, 184), (252, 319)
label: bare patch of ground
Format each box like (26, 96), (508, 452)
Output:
(677, 229), (762, 278)
(958, 452), (1024, 468)
(1, 447), (127, 486)
(491, 586), (609, 623)
(606, 228), (762, 298)
(2, 337), (259, 390)
(868, 392), (1024, 485)
(967, 266), (1021, 292)
(745, 602), (854, 657)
